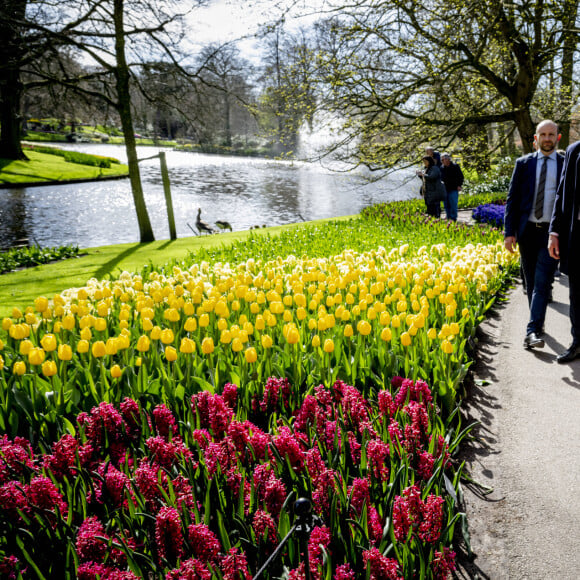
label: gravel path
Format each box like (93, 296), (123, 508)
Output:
(456, 274), (580, 579)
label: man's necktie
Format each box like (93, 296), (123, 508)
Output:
(535, 157), (547, 219)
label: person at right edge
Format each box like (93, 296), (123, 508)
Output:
(548, 139), (580, 363)
(504, 120), (564, 350)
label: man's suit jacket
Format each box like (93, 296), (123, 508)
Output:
(504, 151), (565, 241)
(549, 141), (580, 275)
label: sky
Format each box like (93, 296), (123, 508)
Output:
(185, 0), (332, 62)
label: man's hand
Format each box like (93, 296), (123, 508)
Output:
(504, 236), (517, 253)
(548, 233), (560, 260)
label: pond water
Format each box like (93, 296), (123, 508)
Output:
(0, 144), (418, 249)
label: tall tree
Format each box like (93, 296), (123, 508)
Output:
(313, 0), (580, 169)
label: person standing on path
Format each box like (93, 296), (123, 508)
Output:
(417, 156), (444, 218)
(440, 152), (464, 221)
(504, 119), (564, 349)
(548, 140), (580, 363)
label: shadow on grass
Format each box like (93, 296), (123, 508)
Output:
(93, 243), (151, 280)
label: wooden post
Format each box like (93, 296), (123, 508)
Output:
(159, 151), (176, 240)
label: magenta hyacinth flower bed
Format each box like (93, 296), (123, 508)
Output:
(0, 376), (464, 579)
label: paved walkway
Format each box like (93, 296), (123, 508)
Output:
(457, 274), (580, 579)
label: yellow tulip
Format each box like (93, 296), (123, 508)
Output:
(62, 314), (76, 330)
(40, 334), (57, 352)
(427, 328), (437, 340)
(92, 341), (106, 358)
(380, 327), (392, 342)
(25, 313), (38, 325)
(450, 322), (460, 335)
(261, 334), (273, 349)
(179, 337), (196, 354)
(165, 346), (178, 362)
(184, 317), (197, 332)
(110, 364), (123, 379)
(13, 360), (26, 375)
(231, 338), (243, 352)
(58, 344), (73, 361)
(41, 360), (57, 377)
(19, 340), (33, 355)
(135, 357), (142, 367)
(77, 340), (89, 354)
(94, 318), (107, 332)
(357, 320), (372, 336)
(80, 327), (92, 341)
(12, 307), (23, 319)
(323, 339), (335, 353)
(28, 347), (46, 366)
(150, 326), (162, 340)
(199, 314), (210, 328)
(0, 339), (3, 350)
(220, 330), (232, 344)
(201, 337), (215, 354)
(34, 296), (49, 313)
(160, 329), (175, 345)
(245, 347), (258, 363)
(312, 335), (321, 348)
(286, 327), (300, 345)
(142, 318), (154, 332)
(2, 318), (12, 331)
(441, 339), (454, 354)
(344, 324), (354, 337)
(105, 338), (118, 356)
(400, 332), (412, 347)
(136, 335), (150, 352)
(0, 354), (3, 371)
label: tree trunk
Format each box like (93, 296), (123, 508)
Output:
(113, 0), (155, 243)
(513, 109), (536, 154)
(558, 0), (578, 148)
(0, 0), (27, 160)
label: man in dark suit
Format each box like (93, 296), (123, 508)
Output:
(548, 140), (580, 362)
(504, 120), (564, 349)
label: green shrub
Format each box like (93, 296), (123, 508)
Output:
(24, 145), (120, 168)
(0, 244), (80, 274)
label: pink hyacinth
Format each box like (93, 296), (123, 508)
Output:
(348, 432), (362, 464)
(82, 402), (126, 450)
(77, 562), (138, 579)
(378, 389), (397, 418)
(264, 475), (287, 518)
(222, 382), (238, 409)
(219, 547), (250, 580)
(0, 480), (29, 519)
(253, 509), (278, 544)
(93, 462), (132, 508)
(119, 397), (142, 439)
(0, 435), (36, 483)
(188, 522), (222, 563)
(272, 426), (305, 470)
(418, 495), (445, 543)
(432, 547), (457, 579)
(43, 434), (79, 480)
(166, 558), (212, 580)
(334, 563), (355, 580)
(339, 384), (369, 429)
(393, 378), (414, 407)
(366, 439), (390, 482)
(308, 525), (331, 562)
(191, 391), (234, 438)
(152, 403), (178, 437)
(134, 459), (165, 503)
(0, 554), (22, 579)
(227, 420), (250, 454)
(76, 516), (108, 563)
(417, 451), (436, 480)
(348, 478), (370, 516)
(293, 394), (319, 431)
(155, 506), (184, 564)
(146, 435), (193, 468)
(363, 547), (403, 580)
(27, 475), (68, 516)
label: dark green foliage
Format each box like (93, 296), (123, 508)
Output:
(0, 245), (80, 274)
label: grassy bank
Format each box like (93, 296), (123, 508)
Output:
(0, 150), (128, 185)
(0, 219), (337, 318)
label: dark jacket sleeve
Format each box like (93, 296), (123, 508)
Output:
(504, 158), (524, 238)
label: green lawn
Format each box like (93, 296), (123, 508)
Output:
(0, 218), (347, 318)
(0, 150), (128, 184)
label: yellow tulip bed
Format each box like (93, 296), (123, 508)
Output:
(0, 210), (519, 578)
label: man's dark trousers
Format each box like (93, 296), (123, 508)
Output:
(519, 221), (558, 335)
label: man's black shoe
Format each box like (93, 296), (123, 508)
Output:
(556, 343), (580, 363)
(524, 332), (544, 349)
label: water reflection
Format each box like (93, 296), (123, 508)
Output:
(0, 145), (417, 249)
